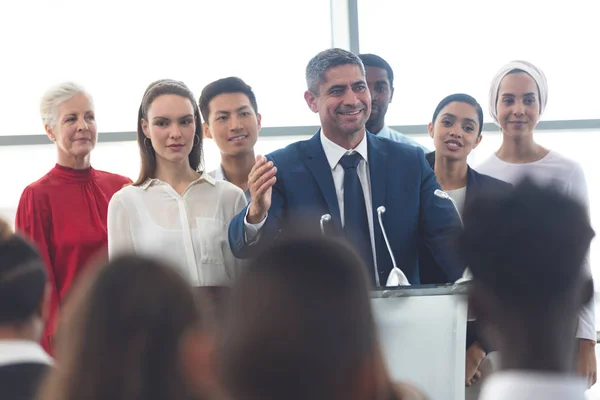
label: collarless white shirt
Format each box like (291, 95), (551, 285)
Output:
(0, 340), (52, 367)
(479, 370), (587, 400)
(108, 173), (247, 287)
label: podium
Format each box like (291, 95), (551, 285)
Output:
(371, 284), (469, 400)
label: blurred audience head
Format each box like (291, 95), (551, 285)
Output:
(40, 255), (216, 400)
(0, 218), (49, 342)
(459, 178), (595, 371)
(220, 235), (401, 400)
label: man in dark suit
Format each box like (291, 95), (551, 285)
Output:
(228, 48), (464, 286)
(0, 218), (52, 400)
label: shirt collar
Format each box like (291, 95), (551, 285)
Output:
(319, 129), (369, 170)
(139, 172), (216, 190)
(0, 340), (53, 367)
(479, 370), (587, 400)
(375, 125), (390, 137)
(212, 165), (226, 181)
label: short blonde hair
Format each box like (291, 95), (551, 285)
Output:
(40, 82), (93, 129)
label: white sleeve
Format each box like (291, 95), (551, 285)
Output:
(243, 202), (267, 243)
(567, 164), (596, 340)
(107, 194), (135, 259)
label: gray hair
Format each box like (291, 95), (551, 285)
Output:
(305, 48), (365, 95)
(40, 82), (93, 128)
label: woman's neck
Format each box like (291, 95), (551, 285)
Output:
(57, 152), (91, 170)
(434, 153), (468, 191)
(155, 159), (200, 195)
(496, 131), (549, 163)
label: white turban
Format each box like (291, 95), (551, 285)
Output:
(488, 60), (548, 126)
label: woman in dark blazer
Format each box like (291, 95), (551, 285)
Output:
(418, 94), (512, 391)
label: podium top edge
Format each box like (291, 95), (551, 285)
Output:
(370, 283), (470, 298)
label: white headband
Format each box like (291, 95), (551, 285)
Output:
(488, 60), (548, 126)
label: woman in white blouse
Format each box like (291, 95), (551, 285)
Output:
(107, 79), (247, 286)
(476, 60), (597, 387)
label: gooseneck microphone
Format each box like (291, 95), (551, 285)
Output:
(377, 206), (410, 286)
(434, 189), (463, 226)
(320, 214), (331, 235)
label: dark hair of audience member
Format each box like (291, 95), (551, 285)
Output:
(135, 79), (204, 185)
(198, 77), (258, 124)
(431, 93), (484, 136)
(220, 235), (411, 400)
(39, 255), (209, 400)
(358, 53), (395, 87)
(0, 218), (47, 328)
(458, 178), (595, 370)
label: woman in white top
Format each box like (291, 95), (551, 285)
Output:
(108, 79), (247, 287)
(476, 60), (596, 386)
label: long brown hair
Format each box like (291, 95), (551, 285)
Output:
(39, 255), (204, 400)
(134, 79), (203, 186)
(219, 235), (400, 400)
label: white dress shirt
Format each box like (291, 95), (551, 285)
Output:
(108, 173), (247, 287)
(0, 340), (52, 367)
(479, 371), (587, 400)
(245, 130), (380, 285)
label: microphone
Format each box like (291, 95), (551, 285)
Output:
(434, 189), (472, 284)
(434, 189), (463, 226)
(377, 206), (410, 287)
(320, 214), (331, 235)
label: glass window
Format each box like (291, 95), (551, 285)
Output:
(0, 0), (331, 136)
(358, 0), (599, 125)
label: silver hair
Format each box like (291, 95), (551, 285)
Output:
(40, 82), (93, 129)
(305, 48), (365, 95)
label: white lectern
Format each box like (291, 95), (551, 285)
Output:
(371, 284), (469, 400)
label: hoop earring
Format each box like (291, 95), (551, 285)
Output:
(193, 134), (200, 147)
(144, 137), (152, 148)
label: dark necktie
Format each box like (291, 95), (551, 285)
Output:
(339, 153), (375, 282)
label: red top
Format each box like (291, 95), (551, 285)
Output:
(15, 164), (131, 353)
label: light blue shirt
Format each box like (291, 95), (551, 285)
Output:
(375, 126), (430, 153)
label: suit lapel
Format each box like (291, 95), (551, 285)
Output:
(465, 166), (478, 201)
(304, 130), (343, 233)
(367, 133), (388, 262)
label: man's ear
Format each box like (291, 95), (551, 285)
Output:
(304, 90), (319, 113)
(389, 86), (394, 103)
(203, 122), (213, 139)
(256, 113), (262, 131)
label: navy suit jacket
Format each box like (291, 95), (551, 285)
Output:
(229, 131), (465, 285)
(421, 151), (513, 284)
